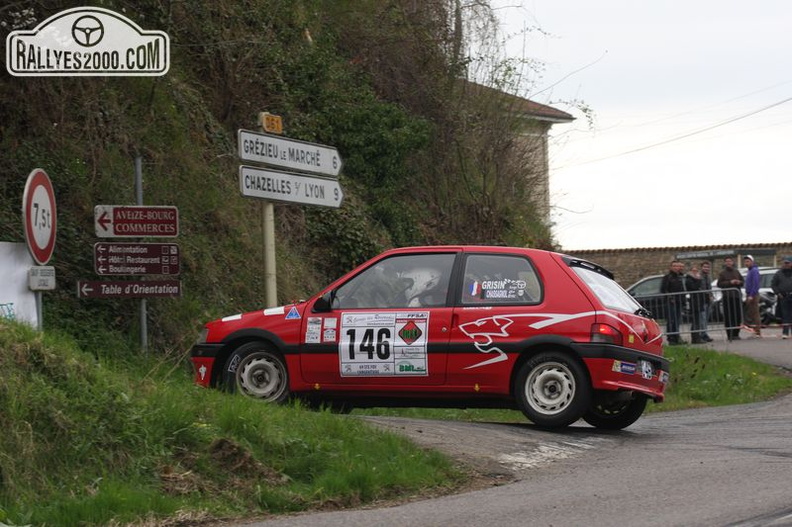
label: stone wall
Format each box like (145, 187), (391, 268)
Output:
(566, 243), (792, 289)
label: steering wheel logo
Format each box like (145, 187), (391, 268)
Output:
(72, 15), (104, 47)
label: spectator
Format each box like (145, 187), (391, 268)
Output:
(698, 261), (714, 342)
(743, 255), (762, 337)
(771, 256), (792, 339)
(717, 256), (744, 341)
(685, 264), (706, 343)
(660, 260), (687, 345)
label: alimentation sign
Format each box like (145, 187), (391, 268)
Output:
(6, 6), (169, 76)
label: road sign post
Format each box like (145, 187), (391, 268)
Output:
(23, 168), (57, 265)
(77, 280), (181, 299)
(94, 205), (179, 238)
(238, 122), (346, 308)
(238, 129), (343, 177)
(239, 166), (344, 208)
(23, 168), (57, 330)
(29, 266), (56, 290)
(94, 242), (179, 276)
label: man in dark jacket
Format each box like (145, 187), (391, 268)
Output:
(717, 257), (744, 341)
(661, 260), (687, 345)
(771, 257), (792, 339)
(698, 261), (714, 342)
(685, 264), (712, 343)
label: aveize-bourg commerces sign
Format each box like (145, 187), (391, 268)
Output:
(5, 6), (169, 76)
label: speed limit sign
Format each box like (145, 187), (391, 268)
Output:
(22, 168), (57, 265)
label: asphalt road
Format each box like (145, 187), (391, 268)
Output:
(238, 328), (792, 527)
(696, 324), (792, 371)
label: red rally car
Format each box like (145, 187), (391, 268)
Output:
(190, 246), (669, 429)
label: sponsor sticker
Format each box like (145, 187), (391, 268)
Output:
(612, 360), (637, 375)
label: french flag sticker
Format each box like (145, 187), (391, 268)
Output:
(469, 281), (480, 296)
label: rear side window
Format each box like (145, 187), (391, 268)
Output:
(572, 265), (643, 314)
(461, 254), (542, 305)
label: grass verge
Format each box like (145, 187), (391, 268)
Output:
(1, 321), (790, 526)
(0, 320), (462, 527)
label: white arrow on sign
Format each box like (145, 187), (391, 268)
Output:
(239, 166), (344, 208)
(80, 282), (94, 296)
(238, 129), (343, 178)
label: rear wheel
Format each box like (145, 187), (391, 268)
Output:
(222, 342), (289, 403)
(515, 352), (591, 429)
(583, 392), (648, 430)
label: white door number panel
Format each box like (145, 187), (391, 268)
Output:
(339, 312), (429, 377)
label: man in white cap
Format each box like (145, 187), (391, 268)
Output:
(743, 255), (761, 337)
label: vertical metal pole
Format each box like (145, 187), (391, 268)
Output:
(264, 201), (277, 307)
(259, 115), (278, 307)
(35, 291), (43, 331)
(135, 155), (148, 352)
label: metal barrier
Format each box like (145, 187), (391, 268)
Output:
(631, 288), (751, 342)
(0, 302), (15, 321)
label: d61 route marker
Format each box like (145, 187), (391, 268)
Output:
(94, 242), (180, 275)
(77, 279), (182, 298)
(94, 205), (179, 238)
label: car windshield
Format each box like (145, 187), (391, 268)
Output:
(572, 265), (644, 314)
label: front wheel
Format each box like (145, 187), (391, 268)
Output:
(583, 392), (648, 430)
(515, 352), (591, 429)
(222, 342), (289, 403)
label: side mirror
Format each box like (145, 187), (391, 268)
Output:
(313, 291), (335, 313)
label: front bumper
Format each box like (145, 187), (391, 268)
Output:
(190, 343), (224, 387)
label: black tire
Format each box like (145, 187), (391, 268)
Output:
(514, 352), (591, 429)
(222, 342), (289, 403)
(583, 393), (648, 430)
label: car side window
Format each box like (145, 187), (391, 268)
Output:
(333, 253), (456, 309)
(461, 254), (541, 305)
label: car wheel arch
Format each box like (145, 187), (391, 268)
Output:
(510, 342), (592, 397)
(212, 330), (287, 387)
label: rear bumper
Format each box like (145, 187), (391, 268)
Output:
(573, 342), (670, 401)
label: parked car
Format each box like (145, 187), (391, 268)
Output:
(191, 246), (669, 430)
(626, 274), (669, 320)
(626, 274), (697, 322)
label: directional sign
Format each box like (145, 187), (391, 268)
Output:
(94, 205), (179, 238)
(77, 279), (181, 299)
(238, 129), (342, 178)
(239, 166), (344, 208)
(23, 168), (57, 265)
(94, 242), (180, 275)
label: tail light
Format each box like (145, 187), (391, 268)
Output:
(590, 323), (623, 345)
